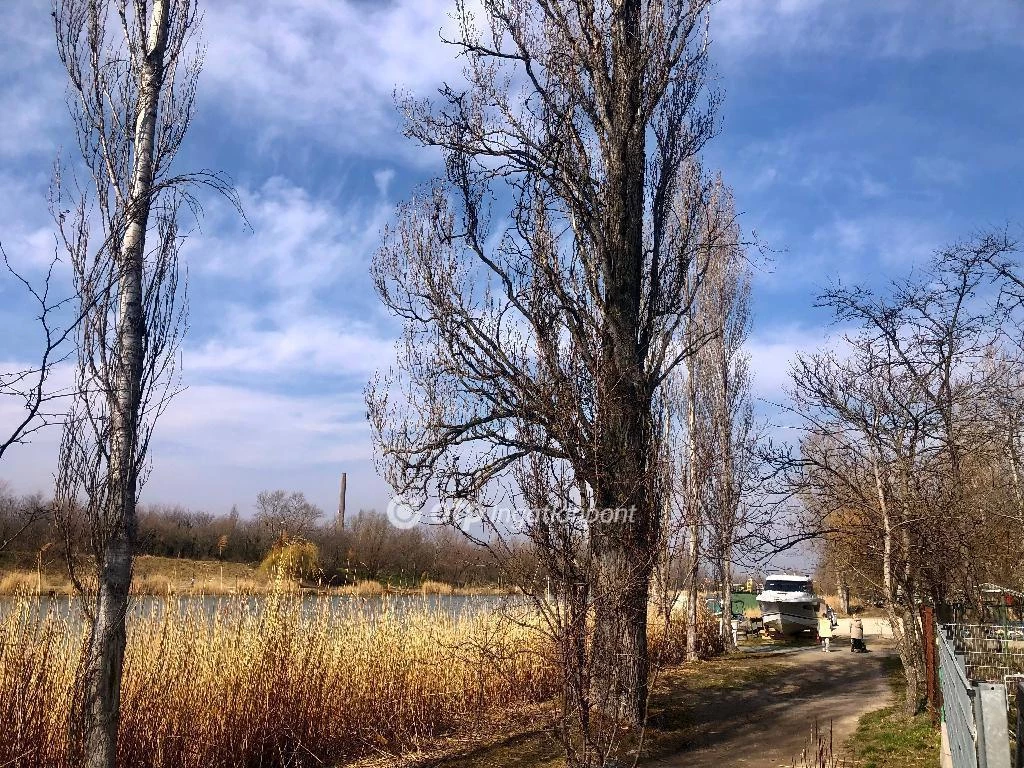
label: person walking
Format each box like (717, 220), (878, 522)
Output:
(850, 616), (866, 652)
(818, 611), (834, 652)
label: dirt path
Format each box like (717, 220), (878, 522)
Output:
(651, 640), (894, 768)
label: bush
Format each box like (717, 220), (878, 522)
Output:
(260, 539), (320, 580)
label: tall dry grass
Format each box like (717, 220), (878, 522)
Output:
(0, 591), (556, 768)
(0, 587), (713, 768)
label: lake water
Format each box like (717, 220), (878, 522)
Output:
(0, 593), (515, 628)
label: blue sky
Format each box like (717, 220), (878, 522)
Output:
(1, 0), (1022, 519)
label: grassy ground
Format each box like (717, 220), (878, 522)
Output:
(842, 656), (940, 768)
(407, 640), (940, 768)
(397, 651), (788, 768)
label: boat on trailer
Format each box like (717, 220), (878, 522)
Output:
(756, 574), (822, 635)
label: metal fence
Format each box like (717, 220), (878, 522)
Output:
(939, 624), (1016, 768)
(1013, 679), (1024, 768)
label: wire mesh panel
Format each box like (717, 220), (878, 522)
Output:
(941, 623), (1019, 767)
(947, 624), (1024, 687)
(941, 629), (980, 768)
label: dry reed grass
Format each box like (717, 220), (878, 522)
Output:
(0, 570), (40, 594)
(0, 566), (266, 597)
(420, 579), (455, 595)
(791, 721), (847, 767)
(0, 589), (558, 768)
(0, 584), (715, 768)
(0, 562), (500, 597)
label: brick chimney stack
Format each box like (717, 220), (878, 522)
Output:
(338, 472), (347, 529)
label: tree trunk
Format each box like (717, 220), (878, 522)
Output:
(591, 549), (651, 726)
(79, 4), (169, 767)
(873, 453), (925, 716)
(685, 357), (701, 660)
(837, 570), (851, 615)
(685, 527), (699, 659)
(588, 0), (652, 727)
(78, 541), (132, 768)
(721, 554), (734, 648)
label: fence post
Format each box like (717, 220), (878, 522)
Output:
(923, 605), (940, 721)
(976, 682), (1011, 768)
(1016, 679), (1023, 768)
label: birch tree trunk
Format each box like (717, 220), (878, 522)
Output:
(721, 552), (733, 647)
(77, 5), (169, 766)
(52, 1), (241, 763)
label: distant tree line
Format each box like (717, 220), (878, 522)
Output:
(0, 483), (502, 586)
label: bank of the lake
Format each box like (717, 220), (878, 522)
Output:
(0, 554), (507, 597)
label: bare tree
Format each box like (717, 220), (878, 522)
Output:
(786, 236), (1015, 715)
(368, 0), (734, 760)
(254, 489), (324, 541)
(790, 337), (934, 714)
(700, 208), (756, 648)
(680, 307), (709, 662)
(656, 181), (755, 659)
(50, 1), (238, 765)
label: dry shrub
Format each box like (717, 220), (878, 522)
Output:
(346, 579), (385, 596)
(231, 578), (262, 595)
(649, 601), (725, 665)
(0, 571), (77, 596)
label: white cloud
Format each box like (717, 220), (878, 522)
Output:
(201, 0), (465, 158)
(180, 175), (396, 382)
(0, 171), (64, 274)
(0, 172), (401, 509)
(0, 5), (66, 159)
(188, 176), (390, 300)
(0, 377), (392, 514)
(186, 313), (393, 378)
(156, 383), (369, 466)
(811, 214), (943, 270)
(913, 156), (966, 186)
(747, 325), (831, 398)
(373, 168), (396, 198)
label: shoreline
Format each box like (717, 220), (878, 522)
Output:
(0, 554), (510, 597)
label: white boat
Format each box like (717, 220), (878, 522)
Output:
(756, 574), (822, 635)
